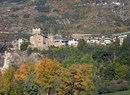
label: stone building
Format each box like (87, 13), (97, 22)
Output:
(30, 28), (70, 48)
(47, 34), (54, 46)
(47, 34), (68, 47)
(30, 28), (48, 50)
(118, 35), (127, 45)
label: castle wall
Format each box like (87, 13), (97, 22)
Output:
(30, 28), (48, 50)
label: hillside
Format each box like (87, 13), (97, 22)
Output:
(0, 0), (130, 35)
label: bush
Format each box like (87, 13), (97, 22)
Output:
(35, 15), (49, 23)
(11, 7), (21, 11)
(0, 45), (7, 53)
(20, 42), (29, 51)
(35, 6), (50, 13)
(27, 47), (33, 55)
(23, 14), (30, 18)
(27, 47), (39, 55)
(124, 19), (130, 26)
(126, 71), (130, 81)
(98, 80), (129, 94)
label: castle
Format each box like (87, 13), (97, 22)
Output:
(30, 28), (48, 50)
(29, 28), (69, 49)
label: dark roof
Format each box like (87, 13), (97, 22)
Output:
(54, 37), (69, 42)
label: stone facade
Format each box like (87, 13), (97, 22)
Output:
(30, 28), (48, 50)
(47, 34), (54, 46)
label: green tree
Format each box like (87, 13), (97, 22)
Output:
(77, 39), (87, 52)
(20, 42), (29, 51)
(23, 72), (40, 95)
(0, 45), (7, 53)
(27, 47), (33, 55)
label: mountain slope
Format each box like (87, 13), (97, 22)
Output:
(0, 0), (130, 35)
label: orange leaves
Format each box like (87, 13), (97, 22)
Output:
(35, 58), (61, 86)
(116, 24), (128, 32)
(14, 62), (35, 80)
(58, 5), (67, 14)
(121, 65), (129, 79)
(69, 64), (95, 90)
(14, 58), (96, 94)
(67, 29), (79, 34)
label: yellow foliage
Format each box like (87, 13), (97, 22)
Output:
(35, 58), (61, 86)
(58, 5), (67, 14)
(116, 24), (128, 32)
(0, 67), (15, 93)
(14, 62), (35, 80)
(121, 65), (129, 79)
(69, 64), (95, 90)
(13, 58), (96, 94)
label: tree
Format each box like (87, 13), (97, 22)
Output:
(77, 39), (87, 52)
(0, 67), (23, 95)
(69, 64), (96, 94)
(0, 45), (7, 53)
(23, 72), (40, 95)
(92, 46), (114, 64)
(27, 47), (33, 55)
(20, 42), (29, 51)
(35, 58), (62, 94)
(15, 62), (35, 81)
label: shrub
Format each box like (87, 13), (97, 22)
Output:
(35, 6), (50, 13)
(27, 47), (33, 55)
(23, 14), (30, 18)
(0, 45), (7, 53)
(98, 80), (129, 94)
(20, 42), (29, 51)
(35, 15), (49, 23)
(11, 7), (21, 11)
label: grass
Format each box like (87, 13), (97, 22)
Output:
(103, 90), (130, 95)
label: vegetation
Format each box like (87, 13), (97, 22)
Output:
(1, 0), (130, 34)
(0, 0), (130, 94)
(0, 38), (130, 94)
(20, 42), (29, 51)
(103, 90), (130, 95)
(0, 58), (95, 95)
(0, 45), (7, 53)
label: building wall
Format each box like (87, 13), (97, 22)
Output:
(30, 28), (48, 50)
(53, 41), (62, 47)
(47, 34), (54, 46)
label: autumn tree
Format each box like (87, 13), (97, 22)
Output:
(68, 64), (96, 95)
(15, 62), (35, 80)
(35, 58), (63, 94)
(0, 67), (23, 95)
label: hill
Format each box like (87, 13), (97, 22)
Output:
(0, 0), (130, 35)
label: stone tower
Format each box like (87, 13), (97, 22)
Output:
(30, 28), (48, 50)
